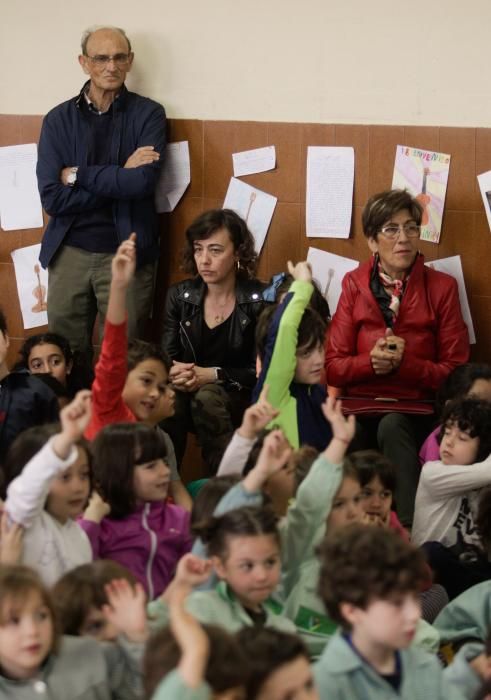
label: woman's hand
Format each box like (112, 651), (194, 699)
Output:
(370, 329), (406, 375)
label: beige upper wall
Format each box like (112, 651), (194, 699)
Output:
(2, 0), (490, 126)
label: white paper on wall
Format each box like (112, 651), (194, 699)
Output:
(425, 256), (476, 344)
(0, 143), (43, 231)
(223, 177), (277, 252)
(155, 141), (190, 212)
(306, 146), (354, 239)
(232, 146), (276, 177)
(477, 169), (491, 233)
(306, 247), (359, 316)
(11, 243), (48, 330)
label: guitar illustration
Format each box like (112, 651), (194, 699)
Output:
(416, 167), (430, 226)
(31, 263), (48, 313)
(245, 191), (256, 223)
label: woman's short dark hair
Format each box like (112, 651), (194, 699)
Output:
(181, 209), (257, 279)
(236, 627), (310, 700)
(347, 450), (397, 493)
(194, 505), (280, 560)
(436, 363), (491, 417)
(317, 524), (426, 628)
(439, 398), (491, 462)
(362, 189), (423, 239)
(91, 423), (168, 519)
(143, 624), (248, 699)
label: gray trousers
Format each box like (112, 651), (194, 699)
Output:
(47, 245), (155, 360)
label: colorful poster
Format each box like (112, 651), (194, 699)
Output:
(391, 145), (451, 244)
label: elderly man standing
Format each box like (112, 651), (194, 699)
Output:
(37, 26), (166, 359)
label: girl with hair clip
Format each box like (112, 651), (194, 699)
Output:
(0, 565), (148, 698)
(79, 422), (192, 599)
(149, 510), (297, 635)
(5, 391), (93, 586)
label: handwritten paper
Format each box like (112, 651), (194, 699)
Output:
(223, 177), (277, 253)
(477, 170), (491, 233)
(306, 146), (354, 238)
(11, 244), (48, 330)
(392, 145), (451, 244)
(0, 144), (43, 231)
(425, 256), (475, 344)
(307, 247), (359, 316)
(155, 141), (190, 213)
(232, 146), (276, 177)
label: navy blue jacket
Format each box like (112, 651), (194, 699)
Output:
(36, 81), (166, 268)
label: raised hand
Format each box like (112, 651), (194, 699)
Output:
(102, 579), (148, 642)
(287, 260), (312, 283)
(52, 390), (92, 459)
(83, 491), (111, 523)
(243, 429), (292, 493)
(321, 396), (356, 444)
(238, 385), (279, 440)
(124, 146), (160, 169)
(111, 233), (137, 287)
(0, 511), (24, 565)
(174, 553), (213, 589)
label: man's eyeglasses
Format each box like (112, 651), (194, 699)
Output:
(378, 223), (421, 240)
(85, 53), (131, 67)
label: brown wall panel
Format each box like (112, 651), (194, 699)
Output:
(1, 114), (490, 370)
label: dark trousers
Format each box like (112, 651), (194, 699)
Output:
(349, 412), (434, 527)
(161, 384), (251, 476)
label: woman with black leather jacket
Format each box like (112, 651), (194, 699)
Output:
(161, 209), (269, 474)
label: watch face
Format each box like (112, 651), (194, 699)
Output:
(68, 173), (76, 185)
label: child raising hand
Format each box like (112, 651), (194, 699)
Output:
(5, 390), (93, 585)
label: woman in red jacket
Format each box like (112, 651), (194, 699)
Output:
(325, 189), (469, 527)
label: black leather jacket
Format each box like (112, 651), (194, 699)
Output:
(162, 276), (269, 390)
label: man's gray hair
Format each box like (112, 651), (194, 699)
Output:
(81, 26), (132, 55)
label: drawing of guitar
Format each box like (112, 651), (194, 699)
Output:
(31, 263), (48, 313)
(416, 167), (430, 226)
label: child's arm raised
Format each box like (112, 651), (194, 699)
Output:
(252, 261), (314, 449)
(217, 385), (279, 477)
(86, 234), (138, 439)
(106, 233), (137, 325)
(6, 390), (92, 527)
(280, 397), (356, 596)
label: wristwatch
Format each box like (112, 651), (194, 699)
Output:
(67, 167), (79, 187)
(214, 367), (226, 383)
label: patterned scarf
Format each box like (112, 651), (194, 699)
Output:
(370, 255), (409, 326)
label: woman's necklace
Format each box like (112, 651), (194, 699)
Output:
(206, 295), (235, 327)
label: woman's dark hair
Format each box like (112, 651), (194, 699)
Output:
(347, 450), (397, 493)
(127, 339), (171, 373)
(436, 363), (491, 417)
(236, 627), (310, 700)
(190, 475), (241, 534)
(52, 560), (137, 636)
(91, 423), (168, 519)
(193, 505), (280, 560)
(439, 398), (491, 462)
(181, 208), (257, 279)
(3, 423), (91, 497)
(143, 624), (248, 699)
(362, 189), (423, 239)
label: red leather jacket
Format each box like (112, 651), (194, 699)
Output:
(325, 254), (470, 402)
